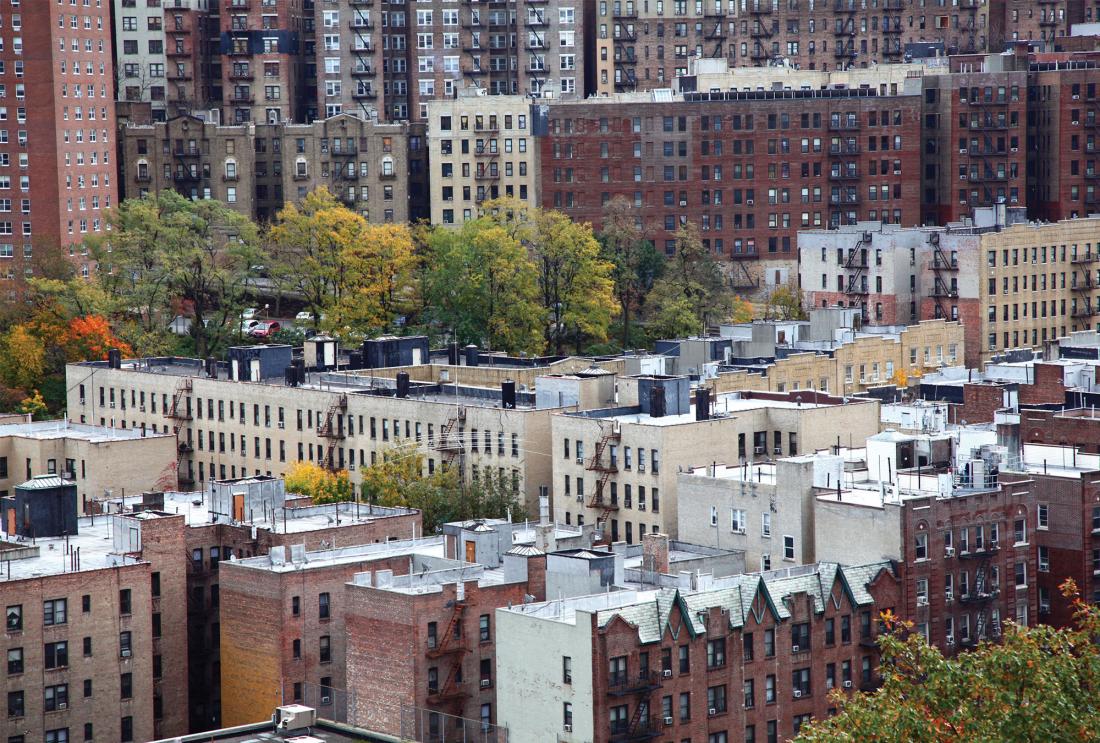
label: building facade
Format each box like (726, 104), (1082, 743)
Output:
(426, 90), (541, 225)
(10, 0), (117, 287)
(219, 0), (308, 125)
(496, 561), (900, 743)
(122, 112), (420, 223)
(540, 85), (923, 291)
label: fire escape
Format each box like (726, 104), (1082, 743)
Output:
(929, 232), (959, 321)
(704, 7), (726, 57)
(748, 1), (773, 63)
(525, 6), (550, 94)
(329, 137), (359, 207)
(316, 394), (348, 471)
(462, 8), (488, 83)
(474, 122), (501, 199)
(833, 0), (858, 67)
(959, 538), (1001, 646)
(963, 95), (1013, 210)
(607, 668), (661, 741)
(426, 600), (470, 708)
(434, 407), (467, 477)
(350, 8), (377, 117)
(1072, 248), (1097, 324)
(165, 378), (193, 484)
(586, 424), (621, 528)
(843, 232), (871, 321)
(613, 2), (638, 91)
(489, 6), (518, 96)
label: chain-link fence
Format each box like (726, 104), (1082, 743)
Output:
(399, 704), (509, 743)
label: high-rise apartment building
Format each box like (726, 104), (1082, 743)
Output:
(221, 0), (308, 124)
(14, 1), (117, 286)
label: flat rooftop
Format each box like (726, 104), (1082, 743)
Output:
(2, 493), (421, 582)
(74, 357), (543, 410)
(225, 536), (446, 574)
(0, 419), (173, 443)
(578, 390), (854, 426)
(150, 718), (395, 743)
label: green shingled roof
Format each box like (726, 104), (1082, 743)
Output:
(596, 562), (893, 642)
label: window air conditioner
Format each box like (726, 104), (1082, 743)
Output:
(843, 680), (852, 688)
(792, 645), (800, 652)
(664, 717), (674, 725)
(663, 669), (673, 677)
(708, 708), (717, 716)
(794, 690), (802, 698)
(481, 679), (491, 688)
(564, 724), (573, 733)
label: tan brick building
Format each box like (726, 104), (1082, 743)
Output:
(122, 112), (419, 224)
(426, 89), (542, 225)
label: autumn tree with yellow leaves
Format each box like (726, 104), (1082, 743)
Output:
(283, 460), (354, 504)
(796, 581), (1100, 743)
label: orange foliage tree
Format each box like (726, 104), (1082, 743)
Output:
(61, 315), (133, 362)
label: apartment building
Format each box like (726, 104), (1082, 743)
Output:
(540, 84), (923, 292)
(1027, 61), (1100, 220)
(64, 347), (574, 517)
(920, 57), (1030, 224)
(122, 111), (419, 223)
(8, 1), (117, 286)
(591, 0), (982, 95)
(220, 0), (308, 124)
(496, 561), (900, 742)
(1, 472), (420, 740)
(113, 0), (215, 121)
(426, 89), (541, 225)
(0, 419), (176, 511)
(552, 379), (881, 541)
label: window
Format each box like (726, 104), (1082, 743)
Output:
(1037, 503), (1049, 530)
(731, 508), (746, 533)
(679, 645), (690, 673)
(119, 589), (132, 615)
(44, 641), (68, 669)
(292, 596), (300, 616)
(765, 674), (776, 703)
(563, 656), (572, 684)
(319, 592), (330, 620)
(5, 605), (21, 632)
(119, 632), (132, 657)
(44, 598), (67, 626)
(319, 635), (331, 663)
(709, 683), (728, 713)
(7, 647), (23, 675)
(791, 623), (810, 652)
(743, 632), (753, 662)
(783, 535), (795, 560)
(120, 673), (133, 699)
(479, 614), (491, 642)
(707, 638), (726, 668)
(914, 532), (928, 560)
(8, 690), (24, 718)
(791, 667), (811, 698)
(1038, 546), (1050, 573)
(1014, 518), (1027, 545)
(764, 629), (775, 657)
(563, 702), (572, 730)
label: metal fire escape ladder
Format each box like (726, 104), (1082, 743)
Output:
(586, 424), (621, 526)
(316, 394), (349, 470)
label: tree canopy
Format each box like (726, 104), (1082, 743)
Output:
(796, 581), (1100, 743)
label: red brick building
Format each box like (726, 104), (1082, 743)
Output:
(220, 0), (307, 125)
(540, 89), (923, 290)
(17, 0), (117, 285)
(496, 562), (900, 742)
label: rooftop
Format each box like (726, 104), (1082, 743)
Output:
(149, 717), (397, 743)
(230, 537), (447, 575)
(0, 419), (173, 443)
(575, 390), (856, 426)
(1, 490), (420, 582)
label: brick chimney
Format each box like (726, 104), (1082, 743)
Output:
(642, 532), (670, 575)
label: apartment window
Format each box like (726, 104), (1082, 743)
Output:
(709, 684), (728, 713)
(43, 598), (67, 626)
(119, 632), (132, 658)
(764, 629), (775, 657)
(707, 638), (726, 668)
(119, 589), (132, 615)
(7, 647), (23, 675)
(319, 592), (331, 620)
(679, 645), (690, 673)
(6, 604), (21, 631)
(120, 672), (133, 700)
(1015, 561), (1027, 588)
(1037, 504), (1049, 530)
(44, 641), (68, 669)
(8, 690), (24, 718)
(791, 667), (811, 698)
(320, 636), (331, 663)
(563, 702), (572, 730)
(791, 623), (810, 652)
(293, 639), (301, 659)
(1014, 518), (1027, 545)
(1038, 546), (1050, 573)
(783, 535), (795, 560)
(292, 596), (300, 617)
(915, 532), (928, 560)
(563, 656), (572, 683)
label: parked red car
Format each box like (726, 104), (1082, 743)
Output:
(248, 321), (281, 339)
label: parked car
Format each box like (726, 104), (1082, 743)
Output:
(249, 321), (282, 339)
(241, 307), (259, 321)
(239, 319), (260, 335)
(295, 310), (326, 325)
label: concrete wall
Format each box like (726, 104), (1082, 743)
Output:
(495, 608), (594, 743)
(814, 498), (903, 564)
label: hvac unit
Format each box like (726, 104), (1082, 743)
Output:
(664, 717), (674, 725)
(663, 669), (673, 677)
(944, 546), (955, 557)
(843, 680), (852, 688)
(480, 679), (491, 688)
(791, 645), (800, 652)
(708, 708), (717, 716)
(275, 705), (318, 733)
(794, 690), (803, 698)
(564, 724), (573, 733)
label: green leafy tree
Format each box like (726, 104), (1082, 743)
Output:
(766, 284), (807, 321)
(482, 198), (618, 355)
(101, 192), (263, 357)
(362, 446), (521, 533)
(796, 581), (1100, 743)
(0, 325), (46, 392)
(421, 219), (544, 354)
(646, 223), (733, 339)
(599, 197), (666, 349)
(267, 188), (352, 328)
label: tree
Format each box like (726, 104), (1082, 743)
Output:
(646, 223), (733, 338)
(0, 325), (46, 392)
(283, 460), (354, 504)
(102, 192), (263, 357)
(729, 295), (755, 324)
(362, 446), (522, 533)
(482, 198), (618, 355)
(765, 284), (807, 321)
(267, 188), (351, 328)
(599, 197), (666, 349)
(328, 223), (418, 339)
(61, 315), (133, 363)
(421, 220), (544, 355)
(17, 391), (48, 421)
(796, 581), (1100, 743)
